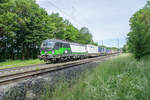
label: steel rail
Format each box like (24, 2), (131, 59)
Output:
(0, 54), (118, 86)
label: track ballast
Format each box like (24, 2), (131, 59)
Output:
(0, 54), (119, 86)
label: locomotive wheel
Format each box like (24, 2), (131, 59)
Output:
(51, 58), (57, 63)
(59, 58), (64, 62)
(46, 60), (51, 64)
(55, 58), (62, 63)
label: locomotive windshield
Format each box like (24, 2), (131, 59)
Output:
(41, 41), (55, 48)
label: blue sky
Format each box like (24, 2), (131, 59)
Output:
(36, 0), (147, 48)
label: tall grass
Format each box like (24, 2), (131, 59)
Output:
(43, 54), (150, 100)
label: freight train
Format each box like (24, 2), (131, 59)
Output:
(38, 39), (118, 63)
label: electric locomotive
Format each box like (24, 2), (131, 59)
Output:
(39, 39), (87, 63)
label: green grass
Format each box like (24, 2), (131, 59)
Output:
(43, 54), (150, 100)
(0, 59), (44, 69)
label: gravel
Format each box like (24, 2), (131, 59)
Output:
(0, 61), (99, 100)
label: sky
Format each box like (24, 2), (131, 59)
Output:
(36, 0), (147, 48)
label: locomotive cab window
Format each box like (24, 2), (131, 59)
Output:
(63, 43), (67, 48)
(63, 43), (70, 48)
(54, 42), (62, 50)
(66, 44), (70, 48)
(41, 41), (55, 48)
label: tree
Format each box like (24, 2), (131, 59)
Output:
(0, 0), (51, 60)
(48, 13), (65, 39)
(122, 44), (128, 53)
(78, 27), (93, 44)
(0, 0), (97, 61)
(0, 0), (19, 61)
(127, 1), (150, 59)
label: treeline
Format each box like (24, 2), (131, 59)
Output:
(0, 0), (95, 61)
(127, 1), (150, 59)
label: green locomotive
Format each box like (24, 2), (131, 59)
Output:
(39, 39), (87, 63)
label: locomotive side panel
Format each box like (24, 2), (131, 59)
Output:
(70, 43), (86, 54)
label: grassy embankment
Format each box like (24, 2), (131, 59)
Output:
(0, 59), (44, 69)
(42, 54), (150, 100)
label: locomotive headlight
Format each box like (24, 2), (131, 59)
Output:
(64, 50), (68, 54)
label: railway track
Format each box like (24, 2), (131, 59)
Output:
(0, 54), (119, 86)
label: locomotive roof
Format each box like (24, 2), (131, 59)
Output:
(44, 39), (68, 43)
(44, 39), (85, 46)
